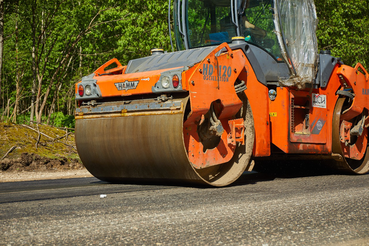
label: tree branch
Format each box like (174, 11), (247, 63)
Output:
(1, 146), (17, 160)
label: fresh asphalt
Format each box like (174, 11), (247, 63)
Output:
(1, 162), (368, 245)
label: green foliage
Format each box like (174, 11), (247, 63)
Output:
(15, 113), (31, 125)
(1, 0), (171, 126)
(114, 0), (170, 64)
(51, 112), (75, 128)
(315, 0), (369, 67)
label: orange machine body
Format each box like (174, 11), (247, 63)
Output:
(269, 63), (369, 157)
(75, 42), (369, 167)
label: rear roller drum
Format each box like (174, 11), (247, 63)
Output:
(332, 98), (369, 174)
(193, 95), (255, 186)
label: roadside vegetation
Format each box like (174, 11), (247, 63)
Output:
(0, 121), (82, 172)
(0, 0), (170, 126)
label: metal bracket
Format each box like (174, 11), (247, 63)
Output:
(156, 94), (173, 102)
(235, 80), (247, 94)
(336, 89), (355, 99)
(340, 120), (352, 146)
(365, 116), (369, 128)
(351, 114), (366, 136)
(227, 118), (245, 147)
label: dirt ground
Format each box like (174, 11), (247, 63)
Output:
(1, 152), (83, 171)
(0, 152), (93, 182)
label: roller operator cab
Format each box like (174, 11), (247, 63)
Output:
(174, 0), (283, 59)
(75, 0), (369, 187)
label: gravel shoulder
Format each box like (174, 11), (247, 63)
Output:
(0, 169), (92, 182)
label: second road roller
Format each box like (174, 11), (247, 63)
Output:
(74, 0), (369, 186)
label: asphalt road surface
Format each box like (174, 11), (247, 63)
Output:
(1, 164), (369, 245)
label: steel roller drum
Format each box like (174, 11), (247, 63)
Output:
(75, 97), (253, 186)
(75, 113), (204, 183)
(331, 98), (369, 174)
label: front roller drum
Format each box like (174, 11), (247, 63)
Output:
(75, 97), (254, 186)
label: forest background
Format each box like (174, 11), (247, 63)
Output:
(0, 0), (368, 128)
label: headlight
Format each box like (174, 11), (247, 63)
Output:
(161, 76), (170, 89)
(85, 85), (92, 96)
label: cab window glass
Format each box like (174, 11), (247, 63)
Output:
(181, 0), (284, 61)
(241, 0), (283, 60)
(186, 0), (234, 48)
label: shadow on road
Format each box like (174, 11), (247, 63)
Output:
(0, 158), (343, 193)
(233, 157), (338, 186)
(90, 157), (340, 188)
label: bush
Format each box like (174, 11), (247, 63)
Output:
(51, 112), (75, 128)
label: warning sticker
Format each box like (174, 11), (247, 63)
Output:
(312, 94), (327, 108)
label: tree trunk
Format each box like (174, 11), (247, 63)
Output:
(47, 83), (61, 125)
(13, 15), (19, 123)
(0, 0), (4, 111)
(66, 85), (74, 116)
(79, 45), (82, 77)
(30, 2), (37, 124)
(5, 98), (9, 119)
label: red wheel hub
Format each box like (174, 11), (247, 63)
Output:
(340, 121), (368, 160)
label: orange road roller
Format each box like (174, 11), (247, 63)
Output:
(75, 0), (369, 186)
